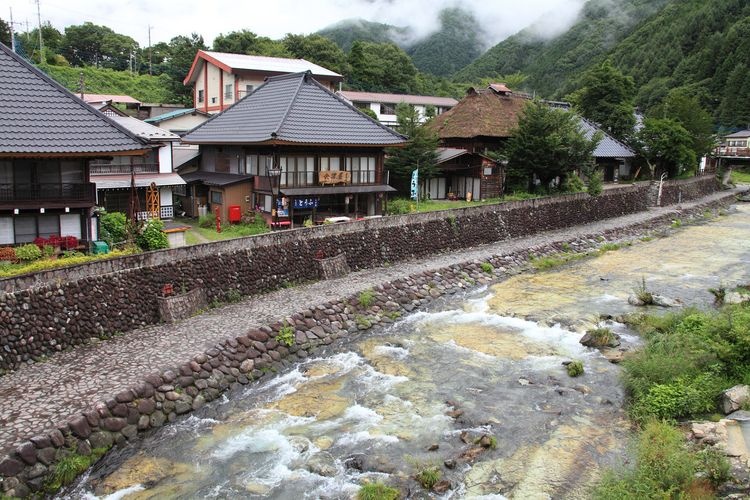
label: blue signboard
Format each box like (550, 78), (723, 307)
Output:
(410, 169), (419, 200)
(293, 197), (319, 209)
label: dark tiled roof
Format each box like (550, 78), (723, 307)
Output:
(183, 72), (407, 146)
(429, 89), (528, 140)
(578, 118), (635, 158)
(0, 43), (146, 155)
(180, 171), (252, 187)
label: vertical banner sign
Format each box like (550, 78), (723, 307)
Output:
(410, 168), (419, 200)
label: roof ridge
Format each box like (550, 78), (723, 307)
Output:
(272, 72), (309, 137)
(308, 77), (408, 141)
(0, 43), (147, 149)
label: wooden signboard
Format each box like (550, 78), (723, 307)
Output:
(319, 170), (351, 186)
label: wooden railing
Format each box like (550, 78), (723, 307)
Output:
(254, 170), (377, 190)
(89, 163), (160, 175)
(0, 183), (96, 203)
(715, 147), (750, 157)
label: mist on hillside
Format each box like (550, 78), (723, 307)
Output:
(334, 0), (588, 46)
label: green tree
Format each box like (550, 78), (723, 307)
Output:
(160, 33), (207, 105)
(61, 23), (138, 70)
(505, 100), (601, 192)
(635, 118), (696, 178)
(717, 63), (750, 129)
(571, 60), (636, 141)
(385, 103), (438, 195)
(282, 33), (349, 76)
(0, 18), (10, 47)
(347, 41), (418, 94)
(212, 30), (289, 57)
(650, 89), (715, 159)
(14, 22), (64, 64)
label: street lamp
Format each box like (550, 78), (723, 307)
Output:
(266, 163), (282, 229)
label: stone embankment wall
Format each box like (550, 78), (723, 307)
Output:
(0, 191), (734, 498)
(0, 177), (718, 373)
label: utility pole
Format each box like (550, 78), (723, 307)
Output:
(147, 24), (152, 75)
(78, 71), (85, 100)
(35, 0), (43, 63)
(9, 8), (15, 52)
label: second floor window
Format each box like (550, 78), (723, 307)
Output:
(198, 89), (204, 103)
(380, 103), (396, 115)
(346, 157), (376, 184)
(279, 157), (314, 186)
(225, 84), (233, 100)
(246, 154), (272, 176)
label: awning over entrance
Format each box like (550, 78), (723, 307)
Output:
(280, 184), (396, 196)
(92, 173), (186, 190)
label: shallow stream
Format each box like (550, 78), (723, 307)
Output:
(67, 205), (750, 499)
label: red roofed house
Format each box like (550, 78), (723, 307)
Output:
(183, 50), (344, 114)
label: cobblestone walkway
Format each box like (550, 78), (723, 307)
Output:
(0, 190), (741, 455)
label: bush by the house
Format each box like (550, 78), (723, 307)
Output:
(386, 199), (415, 215)
(136, 219), (169, 251)
(0, 247), (17, 262)
(198, 212), (216, 228)
(588, 170), (604, 196)
(32, 235), (79, 250)
(14, 244), (43, 262)
(99, 212), (129, 246)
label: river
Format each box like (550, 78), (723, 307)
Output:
(66, 204), (750, 499)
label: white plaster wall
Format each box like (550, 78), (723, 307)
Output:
(158, 144), (173, 173)
(160, 187), (173, 206)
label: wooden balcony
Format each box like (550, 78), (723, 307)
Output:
(715, 147), (750, 158)
(0, 183), (96, 207)
(253, 170), (377, 190)
(89, 163), (160, 175)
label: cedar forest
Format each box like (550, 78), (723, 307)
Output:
(0, 0), (747, 131)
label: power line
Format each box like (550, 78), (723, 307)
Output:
(35, 0), (43, 61)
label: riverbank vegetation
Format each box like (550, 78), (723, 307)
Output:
(595, 302), (749, 497)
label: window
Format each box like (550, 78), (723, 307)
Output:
(380, 103), (396, 115)
(215, 155), (230, 173)
(245, 84), (254, 95)
(14, 216), (37, 243)
(346, 157), (376, 184)
(211, 191), (223, 205)
(319, 157), (340, 171)
(245, 154), (272, 176)
(279, 156), (314, 186)
(225, 84), (233, 100)
(38, 215), (60, 239)
(198, 89), (204, 103)
(0, 217), (12, 245)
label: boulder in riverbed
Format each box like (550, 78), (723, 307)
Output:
(722, 385), (750, 415)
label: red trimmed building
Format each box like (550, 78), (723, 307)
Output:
(183, 50), (344, 114)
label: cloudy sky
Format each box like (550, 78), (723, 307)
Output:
(6, 0), (586, 48)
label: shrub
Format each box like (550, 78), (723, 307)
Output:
(359, 289), (375, 308)
(198, 212), (216, 228)
(226, 288), (242, 303)
(587, 170), (603, 196)
(387, 199), (415, 215)
(136, 219), (169, 251)
(61, 235), (79, 250)
(633, 277), (654, 305)
(415, 466), (441, 489)
(275, 322), (295, 347)
(14, 243), (42, 262)
(594, 420), (697, 499)
(697, 447), (731, 486)
(99, 212), (129, 246)
(0, 247), (17, 262)
(562, 173), (585, 193)
(566, 360), (584, 377)
(42, 245), (56, 258)
(480, 262), (494, 274)
(358, 482), (399, 500)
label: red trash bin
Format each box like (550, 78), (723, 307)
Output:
(228, 205), (242, 223)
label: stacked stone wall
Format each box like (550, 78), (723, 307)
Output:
(0, 179), (720, 373)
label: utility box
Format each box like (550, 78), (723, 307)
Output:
(228, 205), (242, 223)
(91, 241), (109, 255)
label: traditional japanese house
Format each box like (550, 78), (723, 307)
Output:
(181, 71), (406, 226)
(0, 43), (147, 246)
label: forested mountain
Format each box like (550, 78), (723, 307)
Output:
(316, 19), (411, 52)
(452, 0), (750, 128)
(318, 7), (484, 78)
(453, 0), (669, 95)
(407, 8), (484, 77)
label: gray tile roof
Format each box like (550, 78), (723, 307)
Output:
(579, 118), (636, 158)
(183, 72), (408, 147)
(0, 43), (147, 155)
